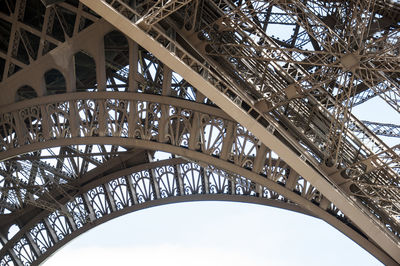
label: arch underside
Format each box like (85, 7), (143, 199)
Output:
(0, 94), (395, 265)
(0, 2), (399, 264)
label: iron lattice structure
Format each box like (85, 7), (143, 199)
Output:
(0, 0), (399, 264)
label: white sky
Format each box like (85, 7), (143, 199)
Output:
(42, 54), (397, 266)
(42, 14), (397, 266)
(43, 202), (382, 266)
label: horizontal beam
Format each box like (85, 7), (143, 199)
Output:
(80, 0), (400, 263)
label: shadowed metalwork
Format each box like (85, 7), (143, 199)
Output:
(0, 0), (399, 265)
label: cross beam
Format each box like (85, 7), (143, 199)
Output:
(137, 0), (193, 26)
(80, 0), (400, 263)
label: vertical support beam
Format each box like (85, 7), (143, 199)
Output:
(12, 111), (26, 146)
(125, 175), (139, 205)
(162, 66), (172, 96)
(174, 163), (185, 196)
(8, 249), (24, 266)
(64, 55), (76, 93)
(103, 183), (117, 212)
(252, 144), (268, 196)
(95, 37), (107, 91)
(220, 122), (234, 161)
(128, 99), (138, 138)
(188, 112), (200, 150)
(24, 233), (41, 258)
(147, 153), (161, 199)
(128, 40), (138, 92)
(286, 169), (299, 191)
(98, 100), (107, 137)
(81, 193), (96, 222)
(159, 66), (172, 142)
(69, 101), (79, 137)
(42, 218), (59, 246)
(34, 74), (47, 97)
(252, 144), (268, 174)
(200, 165), (209, 194)
(80, 2), (400, 262)
(60, 205), (77, 232)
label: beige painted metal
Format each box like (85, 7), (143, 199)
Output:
(80, 0), (400, 263)
(0, 89), (395, 263)
(138, 0), (193, 25)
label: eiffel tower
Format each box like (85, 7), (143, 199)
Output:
(0, 0), (399, 265)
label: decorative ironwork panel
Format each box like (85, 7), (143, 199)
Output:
(12, 237), (36, 265)
(29, 223), (53, 254)
(180, 163), (203, 195)
(130, 170), (155, 203)
(47, 211), (72, 241)
(1, 0), (400, 263)
(155, 165), (179, 198)
(87, 186), (111, 219)
(109, 177), (132, 210)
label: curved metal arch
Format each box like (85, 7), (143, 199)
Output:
(83, 5), (400, 263)
(0, 152), (392, 266)
(0, 158), (314, 266)
(0, 93), (396, 265)
(0, 0), (399, 265)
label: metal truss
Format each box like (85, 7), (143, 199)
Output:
(0, 0), (99, 81)
(0, 0), (399, 265)
(0, 154), (337, 266)
(354, 121), (400, 138)
(138, 0), (193, 26)
(0, 90), (394, 264)
(1, 89), (393, 263)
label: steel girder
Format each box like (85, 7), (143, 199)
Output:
(0, 0), (399, 265)
(80, 0), (400, 263)
(0, 93), (394, 264)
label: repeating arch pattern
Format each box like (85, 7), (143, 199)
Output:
(0, 156), (367, 266)
(0, 9), (397, 265)
(0, 93), (393, 265)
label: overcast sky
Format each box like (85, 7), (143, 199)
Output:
(40, 56), (400, 266)
(43, 201), (382, 266)
(41, 91), (396, 266)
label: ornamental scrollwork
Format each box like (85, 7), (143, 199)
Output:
(164, 107), (191, 147)
(135, 101), (160, 141)
(109, 177), (132, 210)
(181, 163), (203, 195)
(47, 211), (72, 241)
(87, 186), (111, 219)
(207, 166), (230, 194)
(0, 113), (17, 150)
(46, 102), (71, 139)
(295, 177), (322, 203)
(0, 254), (13, 266)
(105, 99), (130, 137)
(130, 170), (155, 203)
(29, 223), (53, 254)
(77, 99), (99, 137)
(155, 165), (179, 198)
(199, 114), (225, 156)
(232, 125), (258, 169)
(66, 196), (89, 228)
(12, 238), (36, 266)
(19, 106), (43, 145)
